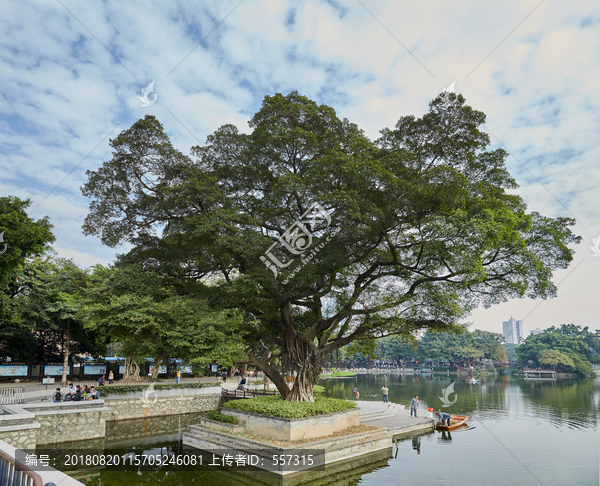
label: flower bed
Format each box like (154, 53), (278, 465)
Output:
(221, 399), (360, 441)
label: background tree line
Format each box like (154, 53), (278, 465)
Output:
(336, 328), (507, 367)
(0, 196), (246, 381)
(515, 324), (600, 375)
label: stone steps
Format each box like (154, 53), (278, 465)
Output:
(358, 402), (405, 421)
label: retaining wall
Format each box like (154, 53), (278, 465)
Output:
(0, 388), (222, 449)
(221, 407), (360, 441)
(103, 392), (221, 421)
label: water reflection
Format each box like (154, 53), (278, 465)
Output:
(43, 374), (599, 486)
(439, 431), (452, 442)
(411, 436), (421, 454)
(322, 373), (598, 430)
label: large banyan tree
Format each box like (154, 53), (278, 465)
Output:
(81, 91), (580, 401)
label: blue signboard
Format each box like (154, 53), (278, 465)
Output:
(0, 365), (28, 376)
(119, 364), (125, 374)
(44, 365), (70, 376)
(84, 365), (106, 375)
(149, 365), (167, 375)
(180, 365), (192, 373)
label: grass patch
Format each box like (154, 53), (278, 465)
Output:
(223, 395), (355, 419)
(320, 371), (356, 378)
(206, 410), (238, 424)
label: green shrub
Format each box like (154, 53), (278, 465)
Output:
(223, 395), (356, 418)
(206, 410), (238, 424)
(313, 385), (325, 393)
(97, 382), (219, 397)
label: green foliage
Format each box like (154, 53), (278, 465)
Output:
(206, 410), (238, 424)
(223, 395), (356, 418)
(371, 329), (506, 362)
(546, 324), (600, 363)
(0, 196), (55, 288)
(516, 331), (594, 375)
(538, 349), (575, 368)
(321, 371), (356, 377)
(503, 343), (519, 361)
(81, 92), (581, 401)
(0, 197), (55, 360)
(1, 257), (108, 363)
(96, 382), (219, 397)
(80, 264), (248, 371)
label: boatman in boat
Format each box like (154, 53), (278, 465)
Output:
(437, 410), (451, 426)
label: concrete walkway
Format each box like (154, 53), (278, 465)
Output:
(356, 400), (434, 437)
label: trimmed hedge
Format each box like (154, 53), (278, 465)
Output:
(223, 395), (356, 419)
(97, 382), (220, 397)
(206, 410), (238, 424)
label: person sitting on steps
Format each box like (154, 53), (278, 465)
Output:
(63, 382), (76, 401)
(71, 386), (82, 401)
(88, 387), (100, 400)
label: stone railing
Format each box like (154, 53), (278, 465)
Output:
(0, 438), (83, 485)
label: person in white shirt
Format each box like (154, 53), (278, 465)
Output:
(381, 385), (389, 403)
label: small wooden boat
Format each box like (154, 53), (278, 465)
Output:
(435, 414), (468, 431)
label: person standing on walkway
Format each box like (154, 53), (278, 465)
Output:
(381, 385), (389, 403)
(410, 395), (419, 417)
(221, 370), (227, 383)
(108, 370), (114, 384)
(176, 369), (181, 384)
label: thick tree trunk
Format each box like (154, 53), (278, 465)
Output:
(122, 357), (141, 382)
(147, 354), (167, 381)
(61, 320), (70, 385)
(286, 359), (321, 402)
(277, 303), (322, 401)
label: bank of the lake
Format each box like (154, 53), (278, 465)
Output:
(46, 373), (598, 485)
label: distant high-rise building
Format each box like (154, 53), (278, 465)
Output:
(502, 316), (523, 344)
(529, 328), (543, 335)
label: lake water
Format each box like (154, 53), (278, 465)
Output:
(48, 373), (599, 485)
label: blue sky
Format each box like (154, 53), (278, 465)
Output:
(1, 0), (599, 333)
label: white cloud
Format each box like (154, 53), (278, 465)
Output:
(1, 0), (600, 332)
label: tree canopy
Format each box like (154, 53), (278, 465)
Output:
(79, 264), (247, 379)
(1, 257), (106, 364)
(0, 197), (55, 360)
(81, 91), (580, 400)
(516, 327), (597, 375)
